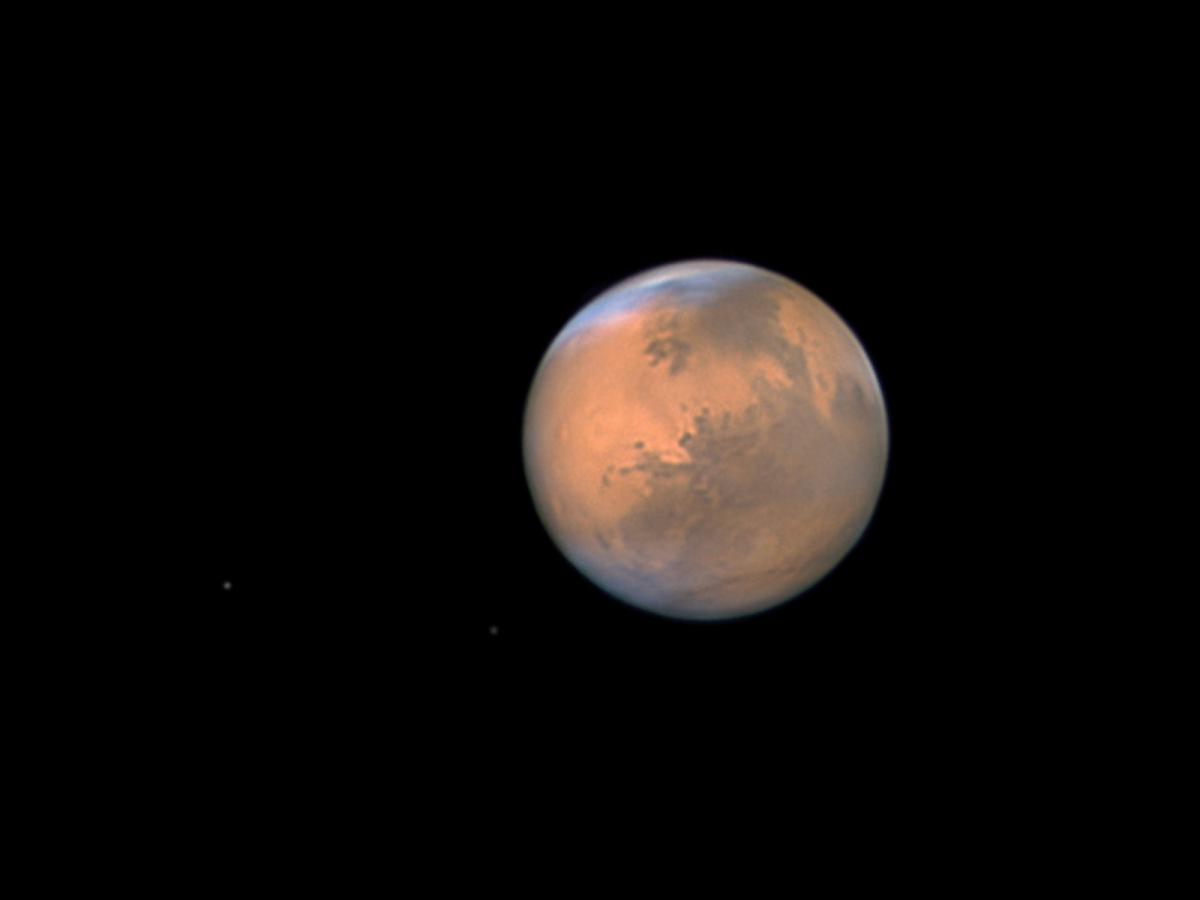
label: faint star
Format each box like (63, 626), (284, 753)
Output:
(489, 626), (499, 636)
(222, 581), (233, 591)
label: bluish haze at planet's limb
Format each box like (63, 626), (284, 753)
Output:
(523, 260), (888, 621)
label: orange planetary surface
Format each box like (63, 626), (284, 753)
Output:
(523, 260), (888, 620)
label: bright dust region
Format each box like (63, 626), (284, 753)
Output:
(523, 260), (889, 621)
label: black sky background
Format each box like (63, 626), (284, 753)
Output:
(16, 17), (1159, 871)
(34, 13), (1112, 770)
(77, 109), (1080, 832)
(119, 97), (1045, 721)
(15, 10), (1170, 874)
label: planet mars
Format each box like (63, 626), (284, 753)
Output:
(523, 260), (888, 620)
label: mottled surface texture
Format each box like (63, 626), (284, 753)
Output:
(524, 261), (888, 620)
